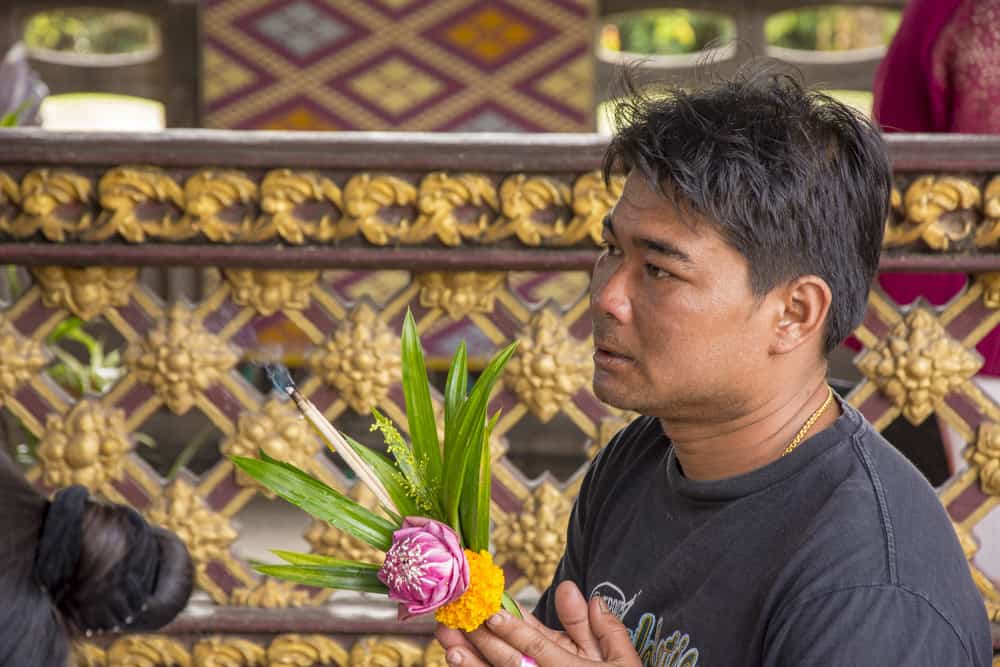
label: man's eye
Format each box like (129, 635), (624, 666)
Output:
(645, 264), (670, 279)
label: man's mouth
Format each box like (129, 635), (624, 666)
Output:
(594, 343), (633, 367)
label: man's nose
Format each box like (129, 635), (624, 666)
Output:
(592, 263), (632, 323)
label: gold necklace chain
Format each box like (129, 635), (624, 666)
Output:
(781, 386), (835, 457)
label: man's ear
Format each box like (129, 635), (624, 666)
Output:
(770, 275), (832, 356)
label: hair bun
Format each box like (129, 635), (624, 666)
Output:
(59, 501), (193, 637)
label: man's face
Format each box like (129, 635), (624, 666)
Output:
(590, 174), (776, 419)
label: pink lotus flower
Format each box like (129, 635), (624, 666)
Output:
(378, 517), (469, 618)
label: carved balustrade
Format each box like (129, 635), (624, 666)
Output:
(1, 130), (1000, 663)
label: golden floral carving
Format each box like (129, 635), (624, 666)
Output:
(260, 169), (343, 243)
(146, 479), (237, 602)
(36, 400), (131, 491)
(308, 303), (401, 415)
(192, 637), (266, 666)
(223, 398), (319, 492)
(857, 307), (982, 425)
(223, 269), (319, 316)
(343, 174), (417, 245)
(487, 175), (572, 246)
(33, 265), (137, 320)
(416, 271), (504, 319)
(184, 169), (258, 242)
(884, 176), (979, 250)
(348, 637), (422, 667)
(557, 171), (624, 246)
(504, 309), (592, 422)
(107, 636), (191, 667)
(978, 273), (1000, 308)
(13, 169), (93, 240)
(230, 579), (313, 608)
(126, 303), (238, 414)
(422, 641), (447, 667)
(305, 482), (385, 565)
(0, 315), (49, 404)
(494, 482), (571, 590)
(72, 641), (107, 667)
(92, 166), (188, 242)
(970, 423), (1000, 496)
(406, 172), (498, 245)
(268, 635), (348, 667)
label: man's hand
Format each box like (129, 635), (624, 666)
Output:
(434, 581), (641, 667)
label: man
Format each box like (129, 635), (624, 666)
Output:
(438, 70), (993, 665)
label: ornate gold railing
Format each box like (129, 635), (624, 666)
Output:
(1, 129), (1000, 664)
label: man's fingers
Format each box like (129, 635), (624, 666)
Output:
(435, 626), (487, 664)
(589, 596), (641, 667)
(466, 612), (573, 667)
(554, 581), (602, 660)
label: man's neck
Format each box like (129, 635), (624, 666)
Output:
(660, 377), (840, 481)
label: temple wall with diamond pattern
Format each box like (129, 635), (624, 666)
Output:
(2, 129), (1000, 663)
(202, 0), (594, 131)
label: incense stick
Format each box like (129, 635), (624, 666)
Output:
(265, 364), (397, 514)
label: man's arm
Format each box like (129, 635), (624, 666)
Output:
(763, 584), (990, 666)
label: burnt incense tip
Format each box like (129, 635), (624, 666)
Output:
(264, 363), (295, 395)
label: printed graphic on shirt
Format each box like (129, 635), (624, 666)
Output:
(591, 582), (700, 667)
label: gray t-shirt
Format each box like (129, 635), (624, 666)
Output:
(535, 400), (992, 665)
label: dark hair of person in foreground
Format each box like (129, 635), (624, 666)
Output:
(603, 63), (892, 354)
(0, 450), (194, 667)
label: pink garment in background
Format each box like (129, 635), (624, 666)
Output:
(873, 0), (1000, 374)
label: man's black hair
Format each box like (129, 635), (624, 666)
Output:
(603, 64), (891, 353)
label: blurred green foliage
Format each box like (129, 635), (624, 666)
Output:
(24, 8), (158, 56)
(604, 6), (901, 55)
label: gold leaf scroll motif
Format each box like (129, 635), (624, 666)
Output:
(406, 172), (498, 245)
(126, 303), (238, 414)
(15, 169), (92, 240)
(342, 174), (416, 245)
(557, 170), (625, 246)
(268, 634), (348, 667)
(36, 400), (131, 491)
(487, 175), (572, 246)
(0, 170), (21, 231)
(884, 176), (979, 250)
(33, 265), (137, 321)
(348, 637), (422, 667)
(184, 169), (258, 242)
(416, 271), (504, 320)
(107, 636), (192, 667)
(192, 637), (266, 666)
(260, 169), (343, 243)
(307, 303), (401, 415)
(92, 166), (188, 242)
(976, 175), (1000, 248)
(857, 307), (982, 424)
(223, 269), (319, 317)
(504, 308), (592, 422)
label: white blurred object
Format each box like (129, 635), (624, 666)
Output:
(41, 93), (164, 131)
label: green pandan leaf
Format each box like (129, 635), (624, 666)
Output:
(443, 341), (517, 536)
(253, 563), (388, 594)
(231, 452), (396, 551)
(501, 592), (524, 619)
(444, 341), (468, 433)
(272, 549), (381, 570)
(401, 310), (443, 489)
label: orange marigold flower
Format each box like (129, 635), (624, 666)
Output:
(434, 549), (504, 631)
